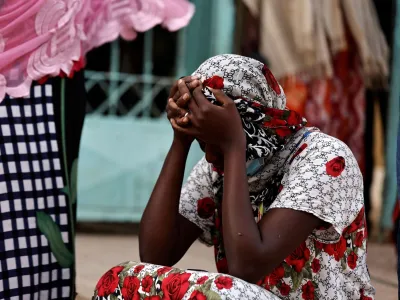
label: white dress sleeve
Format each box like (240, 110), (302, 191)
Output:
(269, 132), (364, 243)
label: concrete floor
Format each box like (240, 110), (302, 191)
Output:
(76, 233), (397, 300)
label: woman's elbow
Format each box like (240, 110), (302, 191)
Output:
(139, 242), (176, 267)
(139, 239), (161, 265)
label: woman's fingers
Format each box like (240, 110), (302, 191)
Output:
(166, 98), (191, 126)
(168, 98), (181, 113)
(173, 90), (180, 102)
(170, 118), (196, 135)
(208, 88), (233, 106)
(169, 75), (199, 99)
(166, 98), (182, 118)
(186, 98), (198, 115)
(176, 114), (190, 126)
(169, 76), (192, 98)
(173, 79), (201, 106)
(176, 79), (201, 107)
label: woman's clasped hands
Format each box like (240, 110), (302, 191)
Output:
(166, 76), (245, 153)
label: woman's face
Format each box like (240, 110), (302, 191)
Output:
(197, 140), (224, 170)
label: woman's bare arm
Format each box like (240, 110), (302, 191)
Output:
(139, 78), (202, 266)
(222, 147), (323, 283)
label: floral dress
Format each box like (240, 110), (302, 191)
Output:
(94, 128), (374, 300)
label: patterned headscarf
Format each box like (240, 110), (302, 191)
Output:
(193, 54), (307, 162)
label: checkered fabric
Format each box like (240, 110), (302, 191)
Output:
(0, 81), (73, 299)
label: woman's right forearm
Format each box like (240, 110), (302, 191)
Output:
(139, 139), (190, 265)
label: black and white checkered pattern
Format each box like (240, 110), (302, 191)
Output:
(0, 81), (73, 299)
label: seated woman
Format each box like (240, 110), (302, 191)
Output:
(93, 55), (374, 300)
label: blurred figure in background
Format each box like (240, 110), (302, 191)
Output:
(0, 1), (194, 299)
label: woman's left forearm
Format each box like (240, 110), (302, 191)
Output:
(222, 147), (264, 281)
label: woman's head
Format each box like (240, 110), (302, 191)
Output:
(193, 54), (286, 109)
(192, 54), (305, 168)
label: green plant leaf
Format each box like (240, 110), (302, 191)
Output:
(301, 268), (312, 280)
(110, 294), (119, 300)
(205, 290), (222, 300)
(122, 261), (137, 273)
(36, 211), (74, 268)
(61, 186), (70, 198)
(119, 275), (125, 290)
(341, 257), (347, 271)
(203, 279), (213, 291)
(283, 263), (292, 277)
(150, 284), (157, 295)
(292, 271), (304, 290)
(70, 159), (78, 204)
(197, 286), (207, 294)
(60, 159), (78, 204)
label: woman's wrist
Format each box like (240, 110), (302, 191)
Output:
(221, 133), (246, 156)
(223, 143), (246, 165)
(172, 136), (193, 152)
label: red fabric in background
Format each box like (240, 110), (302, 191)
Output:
(282, 45), (365, 174)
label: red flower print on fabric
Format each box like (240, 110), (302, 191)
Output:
(203, 76), (224, 89)
(354, 230), (364, 247)
(279, 282), (291, 296)
(324, 237), (347, 261)
(285, 242), (311, 272)
(197, 197), (216, 219)
(262, 65), (282, 95)
(311, 259), (321, 273)
(287, 110), (302, 124)
(188, 290), (207, 300)
(157, 266), (173, 276)
(347, 252), (358, 269)
(360, 289), (373, 300)
(96, 266), (124, 297)
(144, 297), (161, 300)
(275, 127), (293, 138)
(214, 276), (233, 290)
(212, 165), (224, 175)
(162, 272), (191, 300)
(345, 207), (365, 235)
(263, 117), (287, 128)
(301, 281), (315, 300)
(141, 275), (153, 293)
(121, 276), (140, 300)
(266, 265), (285, 286)
(290, 143), (308, 164)
(326, 156), (346, 177)
(315, 240), (324, 250)
(133, 265), (144, 274)
(196, 276), (208, 284)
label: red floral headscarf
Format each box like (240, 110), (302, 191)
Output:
(194, 54), (307, 161)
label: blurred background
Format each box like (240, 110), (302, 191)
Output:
(73, 0), (399, 299)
